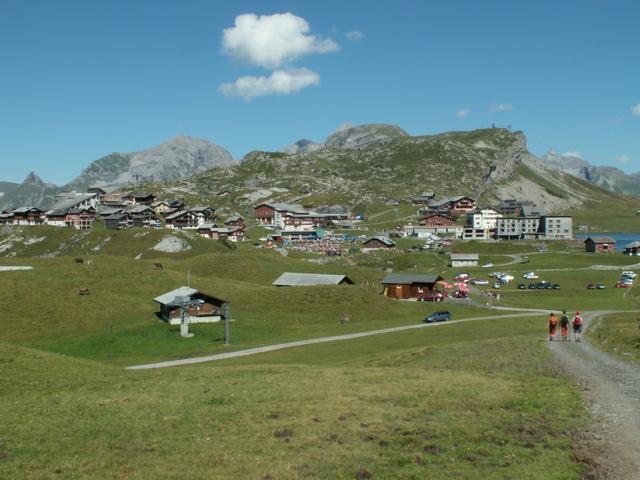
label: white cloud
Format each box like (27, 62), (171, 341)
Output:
(456, 108), (471, 118)
(346, 30), (365, 41)
(222, 13), (339, 69)
(563, 151), (582, 158)
(617, 154), (632, 163)
(490, 103), (513, 112)
(219, 68), (320, 100)
(632, 103), (640, 116)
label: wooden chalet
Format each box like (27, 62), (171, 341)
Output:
(418, 213), (457, 227)
(362, 236), (396, 249)
(584, 237), (616, 253)
(224, 216), (245, 228)
(197, 224), (245, 242)
(45, 209), (68, 227)
(104, 213), (131, 230)
(153, 286), (228, 325)
(188, 206), (216, 224)
(382, 274), (444, 300)
(11, 207), (44, 225)
(624, 241), (640, 256)
(428, 196), (477, 215)
(65, 207), (97, 229)
(411, 192), (435, 205)
(0, 211), (14, 225)
(123, 192), (156, 206)
(102, 189), (125, 206)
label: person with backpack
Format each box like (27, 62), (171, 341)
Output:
(573, 311), (584, 342)
(560, 310), (570, 341)
(548, 312), (559, 341)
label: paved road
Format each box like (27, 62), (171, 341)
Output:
(549, 311), (640, 479)
(126, 311), (537, 370)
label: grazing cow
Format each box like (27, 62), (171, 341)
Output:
(75, 258), (84, 264)
(77, 287), (90, 295)
(153, 262), (163, 271)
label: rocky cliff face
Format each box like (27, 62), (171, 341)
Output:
(67, 136), (234, 191)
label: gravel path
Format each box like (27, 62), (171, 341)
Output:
(126, 311), (536, 370)
(549, 311), (640, 479)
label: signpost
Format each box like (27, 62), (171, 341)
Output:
(222, 303), (230, 345)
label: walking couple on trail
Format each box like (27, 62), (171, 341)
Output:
(548, 310), (583, 342)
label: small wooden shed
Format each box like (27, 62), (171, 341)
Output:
(154, 286), (228, 325)
(381, 274), (444, 299)
(584, 237), (616, 253)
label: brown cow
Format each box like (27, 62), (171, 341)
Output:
(153, 263), (163, 271)
(77, 287), (90, 295)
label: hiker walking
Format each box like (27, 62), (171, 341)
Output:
(573, 311), (584, 342)
(548, 312), (559, 341)
(560, 310), (570, 341)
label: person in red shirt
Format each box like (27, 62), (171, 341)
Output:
(573, 311), (584, 342)
(548, 313), (559, 341)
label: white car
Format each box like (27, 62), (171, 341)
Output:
(622, 271), (637, 279)
(523, 272), (539, 280)
(482, 262), (494, 268)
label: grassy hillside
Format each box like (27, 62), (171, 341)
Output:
(0, 313), (585, 479)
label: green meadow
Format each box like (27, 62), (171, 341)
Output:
(1, 225), (639, 478)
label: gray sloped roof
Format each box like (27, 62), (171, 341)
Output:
(625, 241), (640, 249)
(450, 253), (479, 261)
(153, 286), (198, 305)
(381, 274), (443, 285)
(586, 236), (616, 244)
(272, 272), (354, 286)
(363, 236), (396, 246)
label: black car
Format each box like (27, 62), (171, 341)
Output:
(552, 284), (560, 289)
(528, 284), (537, 290)
(517, 283), (526, 289)
(424, 311), (451, 323)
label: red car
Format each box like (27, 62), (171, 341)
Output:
(422, 292), (445, 302)
(615, 282), (632, 288)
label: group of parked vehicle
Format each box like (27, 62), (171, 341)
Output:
(615, 270), (637, 288)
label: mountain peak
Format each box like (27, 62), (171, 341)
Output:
(324, 123), (409, 149)
(22, 171), (45, 186)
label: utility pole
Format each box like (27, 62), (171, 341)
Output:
(223, 303), (230, 345)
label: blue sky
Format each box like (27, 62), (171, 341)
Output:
(1, 0), (639, 184)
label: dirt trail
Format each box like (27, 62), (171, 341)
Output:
(549, 312), (640, 479)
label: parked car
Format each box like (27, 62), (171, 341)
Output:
(622, 271), (637, 279)
(596, 283), (606, 289)
(616, 282), (632, 288)
(517, 283), (526, 289)
(552, 284), (560, 289)
(523, 272), (539, 279)
(422, 292), (445, 302)
(528, 284), (537, 289)
(454, 273), (470, 282)
(424, 311), (451, 323)
(587, 283), (596, 289)
(470, 279), (489, 286)
(482, 262), (494, 268)
(492, 282), (501, 289)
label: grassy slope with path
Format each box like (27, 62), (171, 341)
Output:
(2, 227), (640, 478)
(0, 315), (584, 479)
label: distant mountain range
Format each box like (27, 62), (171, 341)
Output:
(3, 123), (640, 213)
(538, 150), (640, 197)
(0, 136), (233, 210)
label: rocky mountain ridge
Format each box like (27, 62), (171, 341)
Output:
(0, 136), (233, 210)
(538, 150), (640, 197)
